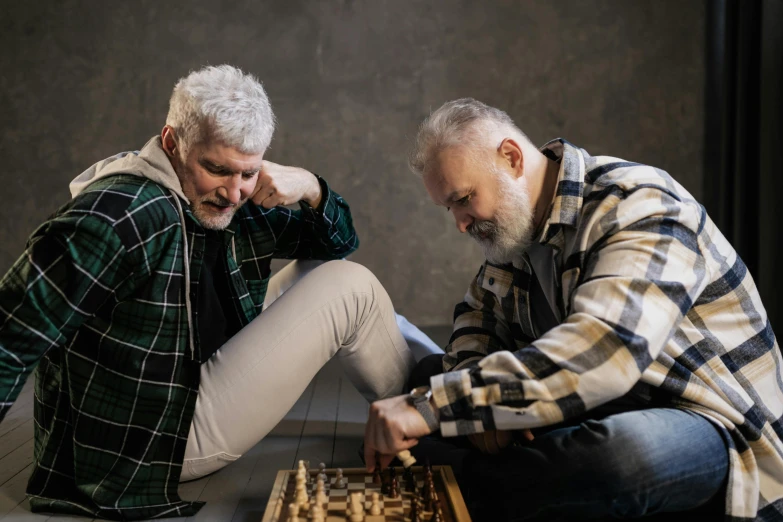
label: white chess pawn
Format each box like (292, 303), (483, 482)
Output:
(333, 468), (345, 488)
(315, 479), (327, 505)
(311, 504), (325, 522)
(288, 502), (300, 522)
(318, 462), (328, 482)
(303, 460), (312, 485)
(369, 492), (381, 515)
(295, 481), (309, 510)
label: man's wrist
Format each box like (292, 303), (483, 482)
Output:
(303, 172), (323, 208)
(409, 386), (440, 432)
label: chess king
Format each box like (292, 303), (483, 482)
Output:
(0, 64), (444, 520)
(363, 98), (783, 521)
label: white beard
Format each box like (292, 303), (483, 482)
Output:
(468, 172), (535, 265)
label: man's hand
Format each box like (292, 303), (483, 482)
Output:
(364, 395), (433, 472)
(251, 160), (322, 209)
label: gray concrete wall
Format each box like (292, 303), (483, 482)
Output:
(0, 0), (705, 326)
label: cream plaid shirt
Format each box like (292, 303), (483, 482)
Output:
(431, 138), (783, 520)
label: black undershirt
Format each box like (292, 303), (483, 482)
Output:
(198, 230), (242, 363)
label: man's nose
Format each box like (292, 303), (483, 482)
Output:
(453, 209), (473, 234)
(220, 176), (244, 205)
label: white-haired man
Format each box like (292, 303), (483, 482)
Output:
(363, 99), (783, 521)
(0, 65), (439, 520)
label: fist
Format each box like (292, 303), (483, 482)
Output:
(251, 160), (322, 208)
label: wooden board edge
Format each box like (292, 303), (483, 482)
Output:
(260, 470), (289, 522)
(439, 466), (472, 522)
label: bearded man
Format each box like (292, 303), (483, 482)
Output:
(363, 98), (783, 521)
(0, 65), (440, 520)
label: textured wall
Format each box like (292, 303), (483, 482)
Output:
(0, 0), (705, 326)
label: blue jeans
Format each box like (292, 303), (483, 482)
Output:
(408, 359), (729, 521)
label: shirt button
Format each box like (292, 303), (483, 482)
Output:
(488, 277), (495, 285)
(193, 250), (203, 259)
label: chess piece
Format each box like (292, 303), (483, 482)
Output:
(303, 460), (312, 485)
(421, 478), (431, 503)
(381, 467), (390, 496)
(409, 496), (421, 522)
(432, 500), (443, 522)
(288, 502), (300, 522)
(311, 504), (324, 522)
(294, 476), (309, 510)
(318, 462), (327, 482)
(397, 449), (416, 468)
(423, 481), (434, 511)
(348, 492), (365, 521)
(369, 492), (381, 515)
(404, 467), (416, 493)
(315, 479), (327, 505)
(389, 477), (399, 499)
(372, 465), (381, 485)
(333, 468), (346, 488)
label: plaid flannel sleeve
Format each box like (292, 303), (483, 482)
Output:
(431, 188), (711, 436)
(264, 175), (359, 260)
(443, 263), (517, 372)
(0, 214), (135, 422)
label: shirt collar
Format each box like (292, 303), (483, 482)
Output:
(534, 138), (586, 246)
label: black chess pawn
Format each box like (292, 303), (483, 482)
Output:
(404, 467), (416, 493)
(431, 500), (443, 522)
(389, 477), (399, 499)
(409, 495), (422, 522)
(381, 467), (390, 495)
(424, 481), (436, 511)
(421, 478), (431, 502)
(372, 467), (381, 485)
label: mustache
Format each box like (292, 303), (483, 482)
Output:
(203, 195), (236, 207)
(468, 220), (497, 241)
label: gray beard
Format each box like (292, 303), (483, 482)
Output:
(468, 175), (535, 265)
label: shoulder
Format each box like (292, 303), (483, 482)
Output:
(576, 156), (705, 244)
(55, 175), (183, 251)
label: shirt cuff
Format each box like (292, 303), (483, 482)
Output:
(429, 369), (486, 437)
(299, 174), (330, 214)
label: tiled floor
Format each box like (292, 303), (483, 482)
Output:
(0, 326), (451, 522)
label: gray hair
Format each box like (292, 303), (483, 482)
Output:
(409, 98), (531, 175)
(166, 65), (276, 156)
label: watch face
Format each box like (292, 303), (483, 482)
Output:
(411, 386), (430, 401)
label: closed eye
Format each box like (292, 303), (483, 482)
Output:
(446, 194), (471, 211)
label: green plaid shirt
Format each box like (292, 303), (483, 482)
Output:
(432, 139), (783, 520)
(0, 171), (357, 519)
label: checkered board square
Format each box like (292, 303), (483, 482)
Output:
(261, 465), (471, 521)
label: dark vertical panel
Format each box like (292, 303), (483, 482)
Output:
(705, 0), (781, 331)
(759, 0), (783, 328)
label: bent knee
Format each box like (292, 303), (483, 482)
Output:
(311, 260), (382, 290)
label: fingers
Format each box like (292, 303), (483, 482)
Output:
(259, 188), (282, 209)
(522, 429), (535, 442)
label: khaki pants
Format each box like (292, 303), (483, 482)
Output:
(180, 260), (417, 480)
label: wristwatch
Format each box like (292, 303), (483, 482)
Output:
(408, 386), (440, 432)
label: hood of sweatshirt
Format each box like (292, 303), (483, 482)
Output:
(69, 136), (190, 203)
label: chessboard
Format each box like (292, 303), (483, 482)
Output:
(261, 463), (471, 521)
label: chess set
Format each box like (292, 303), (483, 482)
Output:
(261, 454), (471, 521)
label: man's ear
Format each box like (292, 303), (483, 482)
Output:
(498, 138), (524, 178)
(160, 125), (178, 159)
